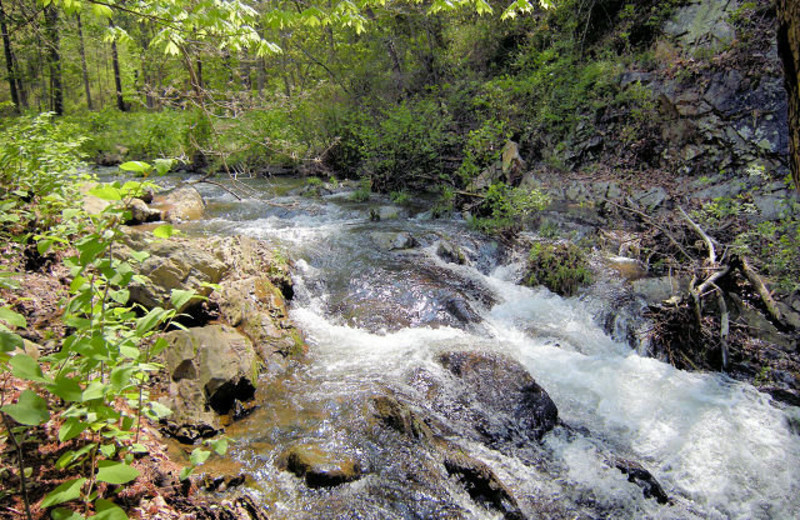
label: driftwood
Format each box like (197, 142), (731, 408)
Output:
(741, 257), (785, 326)
(679, 206), (716, 264)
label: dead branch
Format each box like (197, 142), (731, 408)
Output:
(679, 206), (716, 265)
(741, 257), (784, 325)
(604, 198), (695, 262)
(711, 283), (730, 371)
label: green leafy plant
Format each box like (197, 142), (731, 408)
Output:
(525, 242), (592, 296)
(471, 183), (550, 234)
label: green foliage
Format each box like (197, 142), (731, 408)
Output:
(357, 99), (456, 192)
(471, 183), (550, 234)
(457, 119), (511, 184)
(525, 242), (592, 297)
(350, 177), (372, 202)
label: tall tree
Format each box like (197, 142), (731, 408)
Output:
(777, 0), (800, 192)
(43, 3), (62, 115)
(109, 20), (127, 111)
(76, 14), (93, 110)
(0, 0), (20, 112)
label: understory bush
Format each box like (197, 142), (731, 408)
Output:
(525, 242), (592, 297)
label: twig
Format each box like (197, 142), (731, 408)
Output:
(678, 206), (716, 265)
(696, 265), (731, 295)
(711, 283), (730, 371)
(1, 412), (33, 520)
(740, 257), (784, 325)
(604, 198), (695, 262)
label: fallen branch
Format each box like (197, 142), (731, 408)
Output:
(711, 283), (730, 371)
(678, 206), (716, 265)
(741, 257), (784, 325)
(604, 198), (695, 262)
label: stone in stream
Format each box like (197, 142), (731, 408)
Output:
(159, 325), (259, 438)
(612, 458), (670, 505)
(278, 444), (362, 488)
(443, 449), (525, 520)
(370, 231), (417, 251)
(152, 185), (205, 222)
(436, 240), (467, 265)
(435, 351), (559, 445)
(126, 197), (163, 225)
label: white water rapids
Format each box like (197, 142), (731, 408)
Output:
(187, 178), (800, 520)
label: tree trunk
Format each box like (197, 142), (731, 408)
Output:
(109, 21), (127, 111)
(76, 14), (93, 110)
(0, 0), (20, 112)
(778, 0), (800, 192)
(44, 4), (62, 115)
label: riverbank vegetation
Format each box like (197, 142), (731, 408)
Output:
(1, 0), (800, 518)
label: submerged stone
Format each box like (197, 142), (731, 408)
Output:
(278, 444), (362, 488)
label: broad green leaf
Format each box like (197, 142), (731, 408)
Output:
(41, 478), (86, 508)
(154, 158), (174, 176)
(58, 418), (88, 442)
(211, 437), (228, 456)
(88, 185), (122, 201)
(91, 3), (113, 18)
(94, 499), (128, 520)
(51, 507), (85, 520)
(179, 466), (193, 481)
(119, 161), (150, 174)
(49, 376), (83, 402)
(109, 289), (130, 305)
(147, 401), (172, 419)
(1, 390), (49, 425)
(135, 307), (167, 335)
(10, 354), (49, 383)
(110, 367), (135, 390)
(95, 461), (140, 485)
(37, 238), (53, 255)
(76, 236), (108, 265)
(119, 345), (140, 360)
(129, 250), (149, 263)
(56, 443), (96, 470)
(82, 381), (106, 401)
(170, 289), (196, 310)
(0, 307), (26, 328)
(0, 330), (23, 352)
(152, 224), (175, 239)
(100, 444), (116, 458)
(189, 448), (211, 466)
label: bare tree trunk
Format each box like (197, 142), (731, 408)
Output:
(778, 0), (800, 192)
(109, 20), (127, 111)
(0, 0), (20, 112)
(44, 4), (62, 115)
(76, 14), (93, 110)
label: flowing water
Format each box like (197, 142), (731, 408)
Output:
(180, 177), (800, 520)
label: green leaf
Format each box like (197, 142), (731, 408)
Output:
(59, 418), (88, 442)
(41, 478), (85, 508)
(109, 289), (130, 305)
(94, 499), (128, 520)
(10, 354), (49, 383)
(88, 185), (122, 201)
(37, 238), (54, 256)
(170, 289), (196, 310)
(96, 461), (140, 485)
(179, 466), (193, 481)
(76, 236), (108, 265)
(51, 507), (85, 520)
(0, 307), (26, 328)
(49, 376), (83, 402)
(56, 443), (96, 470)
(119, 161), (150, 174)
(189, 448), (211, 466)
(82, 381), (106, 402)
(110, 367), (135, 390)
(129, 250), (149, 263)
(146, 401), (172, 420)
(0, 331), (23, 353)
(100, 444), (116, 458)
(135, 307), (167, 335)
(1, 390), (49, 425)
(154, 158), (174, 176)
(211, 437), (228, 456)
(152, 224), (175, 239)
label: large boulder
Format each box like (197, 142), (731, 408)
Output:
(153, 185), (205, 222)
(435, 351), (558, 445)
(161, 325), (259, 436)
(125, 237), (227, 313)
(213, 276), (305, 361)
(126, 198), (163, 225)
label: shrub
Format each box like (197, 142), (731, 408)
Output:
(525, 242), (592, 296)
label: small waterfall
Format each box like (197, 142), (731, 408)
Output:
(191, 178), (800, 520)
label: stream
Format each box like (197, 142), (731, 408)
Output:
(178, 176), (800, 520)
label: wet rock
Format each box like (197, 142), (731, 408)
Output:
(214, 276), (305, 360)
(663, 0), (736, 49)
(631, 276), (689, 306)
(162, 325), (258, 432)
(612, 458), (670, 504)
(618, 71), (654, 87)
(199, 473), (246, 493)
(278, 444), (362, 488)
(444, 297), (481, 324)
(153, 185), (205, 222)
(437, 240), (466, 265)
(752, 194), (788, 221)
(125, 237), (227, 313)
(126, 198), (163, 225)
(443, 449), (525, 520)
(371, 394), (434, 440)
(209, 235), (294, 299)
(370, 231), (417, 251)
(631, 187), (667, 212)
(436, 351), (558, 445)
